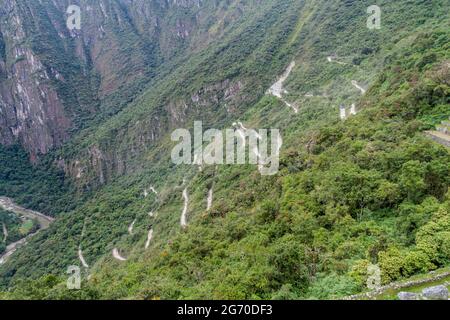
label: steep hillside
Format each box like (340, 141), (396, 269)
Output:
(0, 0), (448, 300)
(0, 0), (260, 158)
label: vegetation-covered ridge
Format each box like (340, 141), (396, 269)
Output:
(0, 0), (448, 300)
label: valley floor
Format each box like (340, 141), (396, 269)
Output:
(344, 266), (450, 300)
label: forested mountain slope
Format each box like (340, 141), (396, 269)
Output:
(0, 0), (449, 299)
(0, 0), (264, 157)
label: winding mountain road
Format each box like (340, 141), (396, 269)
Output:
(326, 56), (366, 96)
(78, 246), (89, 268)
(267, 61), (298, 113)
(144, 186), (158, 198)
(77, 218), (90, 268)
(149, 186), (158, 195)
(351, 80), (366, 94)
(207, 188), (213, 211)
(145, 228), (154, 250)
(112, 248), (127, 261)
(327, 56), (348, 65)
(128, 219), (137, 235)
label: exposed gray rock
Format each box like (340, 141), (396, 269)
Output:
(398, 292), (420, 300)
(422, 285), (448, 300)
(343, 271), (450, 300)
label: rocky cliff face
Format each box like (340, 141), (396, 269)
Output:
(0, 0), (73, 160)
(0, 0), (242, 159)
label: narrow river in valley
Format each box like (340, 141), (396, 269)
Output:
(0, 197), (54, 265)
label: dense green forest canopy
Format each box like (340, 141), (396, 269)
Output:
(0, 0), (448, 300)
